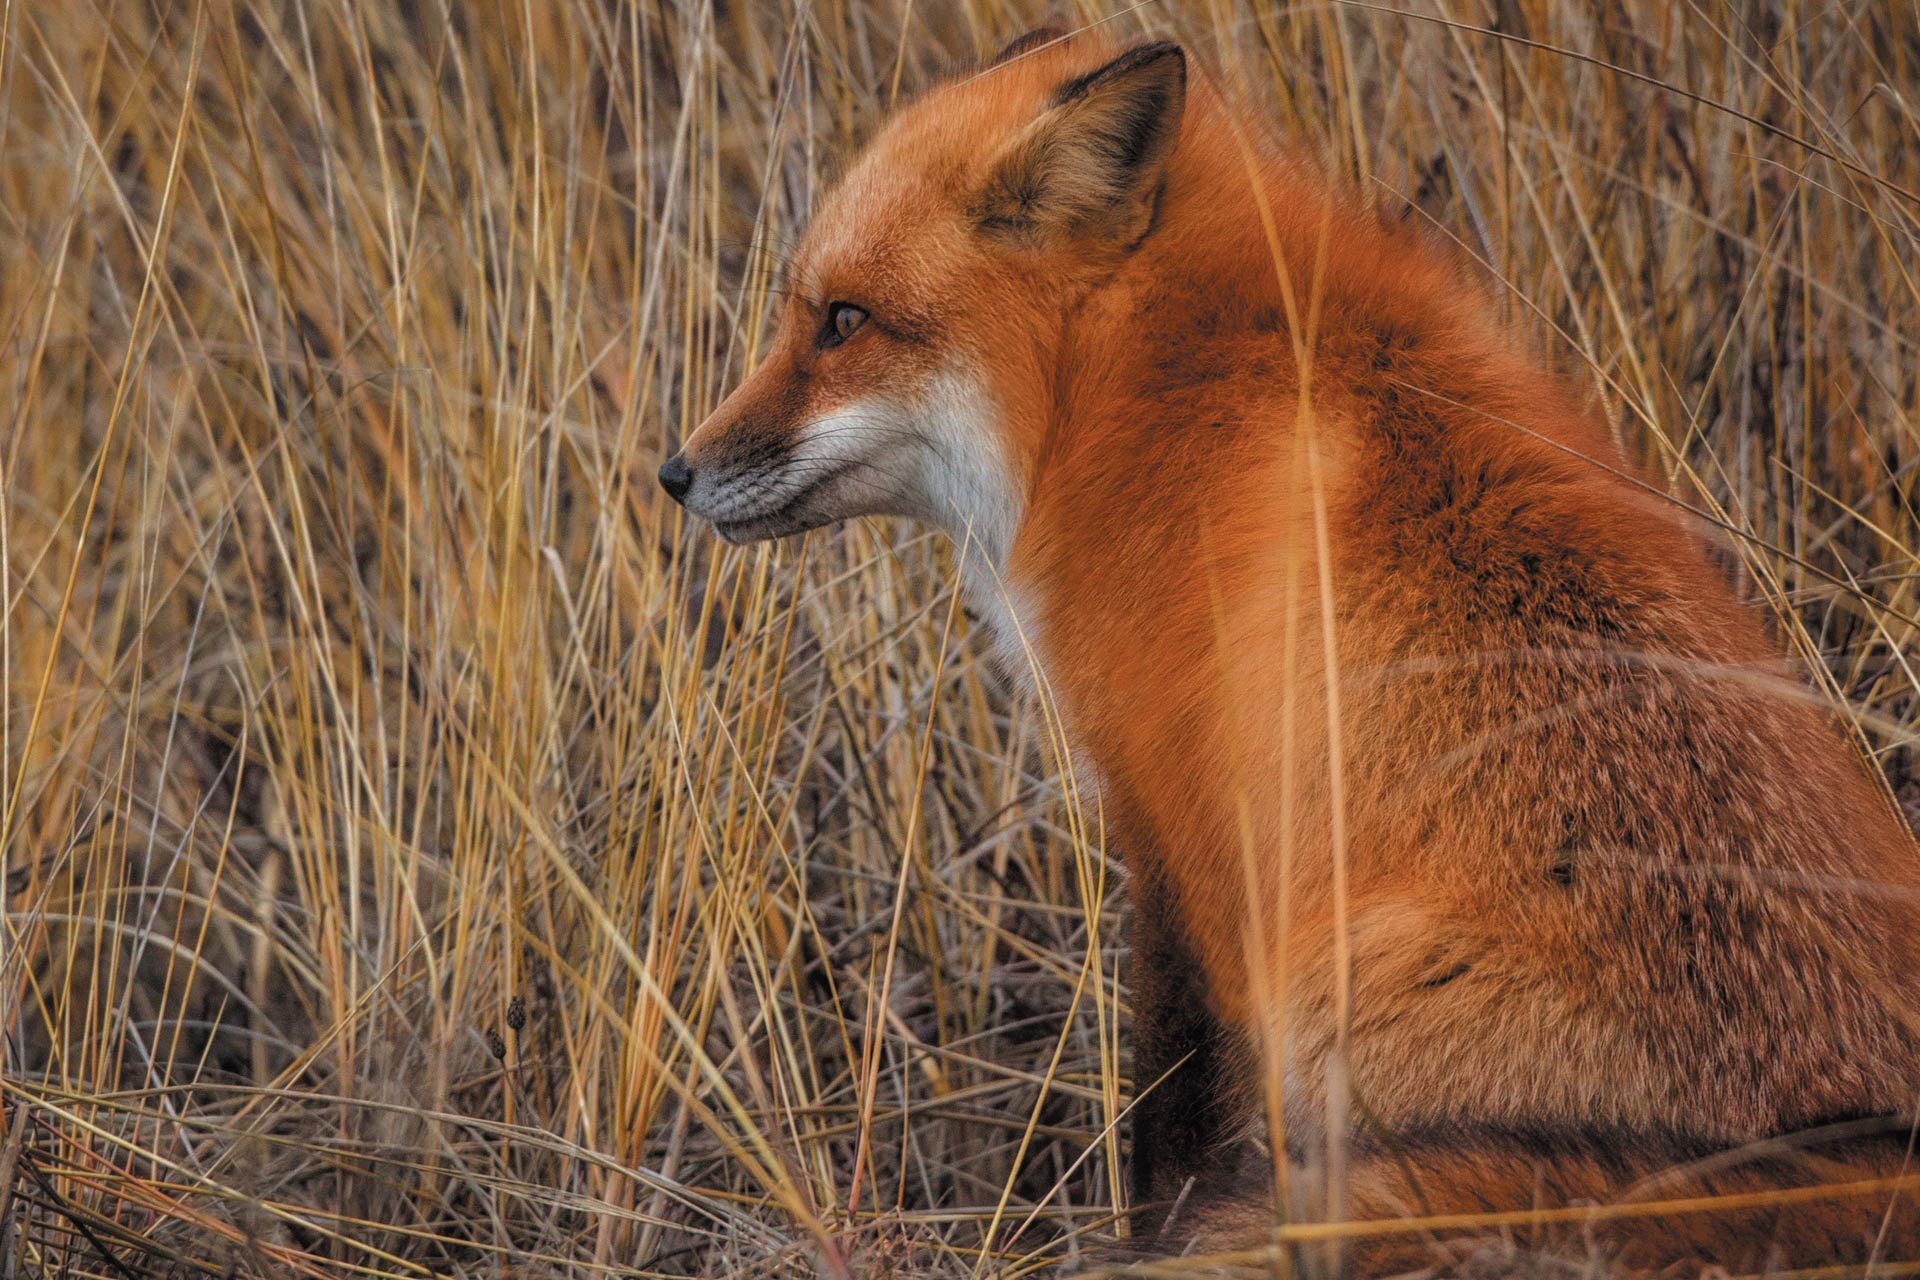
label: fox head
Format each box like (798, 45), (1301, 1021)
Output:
(659, 30), (1187, 564)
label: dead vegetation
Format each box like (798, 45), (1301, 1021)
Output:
(2, 1), (1917, 1275)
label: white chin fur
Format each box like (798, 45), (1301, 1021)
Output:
(770, 368), (1023, 570)
(695, 367), (1041, 675)
(790, 372), (1047, 688)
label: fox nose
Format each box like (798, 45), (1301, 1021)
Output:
(658, 453), (693, 503)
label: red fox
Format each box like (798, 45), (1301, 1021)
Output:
(660, 27), (1920, 1273)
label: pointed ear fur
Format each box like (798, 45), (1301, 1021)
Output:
(988, 25), (1067, 68)
(972, 41), (1187, 248)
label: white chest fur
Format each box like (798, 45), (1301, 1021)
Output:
(960, 556), (1044, 698)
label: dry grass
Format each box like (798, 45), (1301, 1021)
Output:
(2, 1), (1917, 1276)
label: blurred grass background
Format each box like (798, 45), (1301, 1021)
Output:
(2, 1), (1917, 1276)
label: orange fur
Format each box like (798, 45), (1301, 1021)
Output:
(666, 29), (1920, 1272)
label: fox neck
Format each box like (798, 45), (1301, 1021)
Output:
(914, 369), (1024, 574)
(893, 366), (1037, 685)
(953, 83), (1276, 690)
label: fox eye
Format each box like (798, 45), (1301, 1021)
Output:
(821, 301), (869, 348)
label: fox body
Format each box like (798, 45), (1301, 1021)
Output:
(662, 29), (1920, 1272)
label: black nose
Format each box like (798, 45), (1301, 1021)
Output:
(658, 453), (692, 503)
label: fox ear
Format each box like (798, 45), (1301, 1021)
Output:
(972, 41), (1186, 249)
(988, 25), (1067, 67)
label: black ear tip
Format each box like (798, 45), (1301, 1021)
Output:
(989, 24), (1069, 68)
(1132, 42), (1187, 88)
(1056, 39), (1188, 105)
(1155, 43), (1187, 87)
